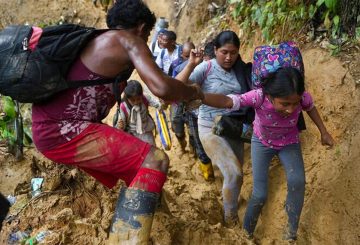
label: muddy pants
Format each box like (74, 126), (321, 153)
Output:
(198, 124), (243, 221)
(243, 135), (305, 236)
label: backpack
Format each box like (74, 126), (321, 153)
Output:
(159, 45), (183, 72)
(251, 41), (306, 130)
(251, 41), (304, 88)
(0, 24), (131, 103)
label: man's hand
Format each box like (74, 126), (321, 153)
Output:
(118, 119), (125, 130)
(321, 131), (335, 147)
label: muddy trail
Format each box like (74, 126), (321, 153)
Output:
(0, 0), (360, 244)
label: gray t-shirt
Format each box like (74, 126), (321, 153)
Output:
(189, 59), (242, 127)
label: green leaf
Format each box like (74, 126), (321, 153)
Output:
(316, 0), (325, 7)
(325, 0), (338, 13)
(333, 15), (340, 27)
(1, 96), (16, 119)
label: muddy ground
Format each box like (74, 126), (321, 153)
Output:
(0, 0), (359, 244)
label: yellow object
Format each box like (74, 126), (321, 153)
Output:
(199, 162), (214, 181)
(155, 109), (172, 151)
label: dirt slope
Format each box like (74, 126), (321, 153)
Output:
(0, 0), (359, 244)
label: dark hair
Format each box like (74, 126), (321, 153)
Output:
(204, 41), (215, 59)
(162, 30), (177, 41)
(124, 80), (143, 99)
(106, 0), (156, 32)
(213, 30), (240, 49)
(262, 67), (305, 98)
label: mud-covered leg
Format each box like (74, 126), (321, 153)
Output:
(108, 147), (169, 244)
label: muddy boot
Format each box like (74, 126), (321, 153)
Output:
(199, 162), (214, 181)
(108, 188), (159, 245)
(224, 214), (239, 228)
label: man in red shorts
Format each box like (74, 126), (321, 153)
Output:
(31, 0), (203, 243)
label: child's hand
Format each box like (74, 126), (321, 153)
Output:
(118, 119), (125, 130)
(321, 131), (334, 148)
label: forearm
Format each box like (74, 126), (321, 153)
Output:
(306, 106), (328, 134)
(203, 93), (233, 109)
(175, 62), (197, 84)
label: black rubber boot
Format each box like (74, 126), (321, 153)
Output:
(108, 188), (159, 245)
(0, 192), (10, 231)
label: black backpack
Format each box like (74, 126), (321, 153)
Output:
(0, 24), (131, 103)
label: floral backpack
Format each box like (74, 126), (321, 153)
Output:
(251, 41), (304, 88)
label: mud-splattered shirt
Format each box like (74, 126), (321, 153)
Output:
(32, 58), (127, 152)
(228, 89), (314, 149)
(189, 59), (242, 127)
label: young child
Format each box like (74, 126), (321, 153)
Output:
(113, 80), (160, 146)
(202, 67), (334, 241)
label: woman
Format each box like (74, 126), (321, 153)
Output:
(176, 30), (249, 226)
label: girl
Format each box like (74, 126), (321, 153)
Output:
(202, 67), (334, 240)
(176, 31), (251, 226)
(113, 80), (160, 146)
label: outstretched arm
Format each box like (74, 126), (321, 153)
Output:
(202, 93), (234, 109)
(306, 106), (334, 147)
(127, 37), (203, 102)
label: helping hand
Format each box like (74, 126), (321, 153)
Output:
(321, 131), (335, 148)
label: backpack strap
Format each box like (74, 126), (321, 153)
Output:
(120, 102), (129, 119)
(151, 41), (156, 53)
(205, 60), (212, 77)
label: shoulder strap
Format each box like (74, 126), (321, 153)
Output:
(177, 45), (183, 58)
(120, 102), (129, 118)
(160, 49), (165, 59)
(151, 41), (156, 53)
(205, 60), (212, 77)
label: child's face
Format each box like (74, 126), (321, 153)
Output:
(270, 93), (302, 116)
(128, 95), (143, 106)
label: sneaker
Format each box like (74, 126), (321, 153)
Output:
(199, 162), (214, 181)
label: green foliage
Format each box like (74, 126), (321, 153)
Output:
(229, 0), (309, 43)
(0, 96), (32, 147)
(229, 0), (342, 43)
(314, 0), (340, 37)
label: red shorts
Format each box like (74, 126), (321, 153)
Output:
(42, 123), (152, 189)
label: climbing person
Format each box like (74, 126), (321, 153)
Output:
(155, 30), (182, 75)
(31, 0), (203, 244)
(176, 31), (253, 226)
(113, 80), (160, 146)
(203, 40), (216, 61)
(149, 18), (169, 60)
(202, 67), (334, 241)
(149, 28), (166, 60)
(168, 42), (195, 155)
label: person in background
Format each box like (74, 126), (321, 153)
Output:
(113, 80), (161, 146)
(168, 42), (195, 155)
(155, 30), (182, 75)
(183, 40), (215, 180)
(203, 40), (216, 61)
(176, 31), (249, 226)
(31, 0), (203, 243)
(150, 28), (166, 60)
(202, 67), (334, 241)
